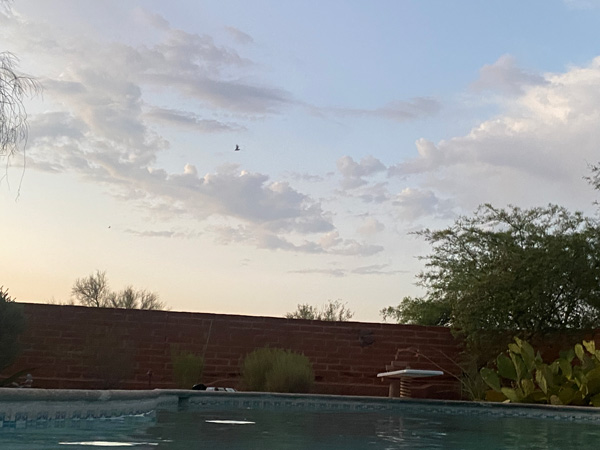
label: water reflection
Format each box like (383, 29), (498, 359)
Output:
(2, 407), (600, 450)
(141, 408), (600, 450)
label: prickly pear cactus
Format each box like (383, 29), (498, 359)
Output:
(480, 337), (600, 406)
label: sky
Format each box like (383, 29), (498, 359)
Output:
(2, 0), (600, 322)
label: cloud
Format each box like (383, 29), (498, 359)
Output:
(28, 109), (335, 235)
(392, 188), (454, 221)
(317, 230), (383, 255)
(289, 268), (346, 277)
(146, 74), (294, 114)
(133, 7), (170, 31)
(471, 54), (546, 95)
(290, 263), (405, 277)
(183, 164), (197, 176)
(286, 171), (328, 183)
(351, 264), (407, 275)
(354, 182), (391, 204)
(28, 111), (86, 141)
(337, 155), (386, 189)
(144, 108), (241, 132)
(225, 26), (254, 45)
(372, 97), (441, 121)
(389, 57), (600, 210)
(3, 10), (335, 239)
(212, 226), (382, 255)
(325, 97), (441, 122)
(141, 165), (336, 234)
(357, 217), (385, 235)
(388, 138), (445, 176)
(123, 229), (202, 239)
(4, 7), (295, 118)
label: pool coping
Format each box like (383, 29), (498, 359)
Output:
(1, 388), (599, 426)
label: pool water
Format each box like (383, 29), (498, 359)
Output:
(1, 404), (599, 450)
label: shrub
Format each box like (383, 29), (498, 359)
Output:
(0, 286), (26, 373)
(241, 347), (276, 391)
(171, 349), (204, 389)
(241, 347), (314, 393)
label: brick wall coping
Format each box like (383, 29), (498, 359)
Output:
(17, 302), (436, 330)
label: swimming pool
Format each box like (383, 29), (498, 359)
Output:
(1, 390), (599, 449)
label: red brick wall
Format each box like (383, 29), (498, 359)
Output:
(4, 303), (463, 399)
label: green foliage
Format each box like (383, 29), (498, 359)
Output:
(264, 353), (314, 393)
(241, 347), (314, 393)
(171, 348), (204, 389)
(241, 347), (275, 391)
(586, 161), (600, 199)
(403, 346), (488, 401)
(286, 299), (353, 321)
(382, 204), (600, 349)
(480, 337), (600, 406)
(381, 296), (451, 326)
(0, 286), (25, 373)
(286, 304), (320, 320)
(454, 356), (489, 401)
(72, 270), (166, 310)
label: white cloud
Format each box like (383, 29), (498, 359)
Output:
(161, 165), (334, 232)
(337, 155), (386, 189)
(212, 225), (382, 256)
(353, 182), (391, 204)
(393, 188), (454, 221)
(357, 217), (385, 235)
(144, 108), (241, 133)
(2, 9), (339, 247)
(2, 7), (294, 122)
(183, 164), (197, 176)
(389, 57), (600, 211)
(388, 138), (445, 176)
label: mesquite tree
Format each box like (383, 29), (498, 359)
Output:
(383, 204), (600, 346)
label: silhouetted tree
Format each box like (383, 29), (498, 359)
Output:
(286, 299), (354, 321)
(0, 286), (25, 372)
(71, 271), (166, 310)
